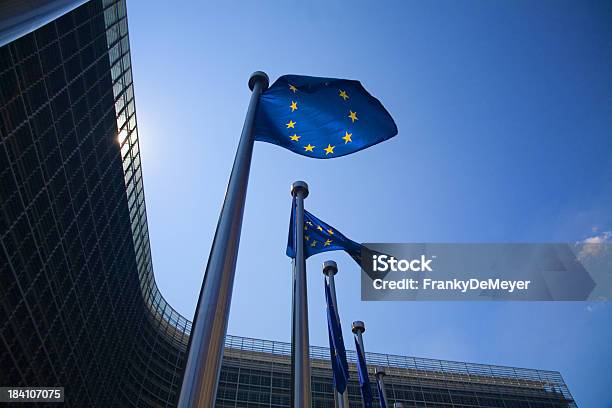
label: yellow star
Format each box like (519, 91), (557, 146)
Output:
(317, 225), (324, 231)
(289, 84), (298, 93)
(290, 134), (301, 141)
(307, 221), (313, 226)
(286, 120), (296, 129)
(342, 131), (352, 144)
(290, 101), (298, 112)
(305, 235), (310, 241)
(324, 239), (332, 246)
(327, 229), (334, 235)
(339, 90), (349, 100)
(304, 225), (308, 230)
(324, 144), (335, 155)
(304, 144), (315, 152)
(311, 240), (317, 247)
(348, 110), (358, 122)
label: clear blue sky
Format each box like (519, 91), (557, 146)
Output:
(125, 1), (612, 406)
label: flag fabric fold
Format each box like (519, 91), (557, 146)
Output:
(355, 338), (374, 407)
(254, 74), (397, 159)
(324, 278), (350, 394)
(376, 376), (387, 408)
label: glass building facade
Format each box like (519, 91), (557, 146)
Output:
(0, 0), (190, 406)
(0, 1), (576, 407)
(217, 335), (575, 408)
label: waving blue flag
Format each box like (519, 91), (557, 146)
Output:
(286, 198), (362, 263)
(325, 278), (350, 394)
(254, 75), (397, 159)
(355, 338), (374, 407)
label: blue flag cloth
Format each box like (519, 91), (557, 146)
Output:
(325, 278), (350, 394)
(376, 376), (387, 408)
(254, 74), (397, 159)
(355, 338), (374, 407)
(286, 198), (362, 263)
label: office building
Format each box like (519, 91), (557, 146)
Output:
(0, 1), (576, 407)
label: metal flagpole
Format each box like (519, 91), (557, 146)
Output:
(291, 181), (312, 408)
(352, 320), (367, 408)
(375, 367), (390, 408)
(177, 71), (269, 408)
(323, 261), (350, 408)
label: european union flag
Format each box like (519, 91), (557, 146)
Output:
(286, 198), (362, 263)
(325, 278), (350, 394)
(355, 338), (374, 407)
(254, 75), (397, 159)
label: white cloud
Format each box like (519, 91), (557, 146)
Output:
(577, 230), (612, 261)
(583, 231), (612, 244)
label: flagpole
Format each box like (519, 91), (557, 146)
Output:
(177, 71), (269, 408)
(323, 261), (350, 408)
(291, 181), (311, 407)
(352, 320), (367, 408)
(375, 367), (390, 408)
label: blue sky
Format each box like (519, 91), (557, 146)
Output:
(125, 1), (611, 406)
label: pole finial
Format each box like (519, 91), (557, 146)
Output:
(322, 260), (338, 276)
(352, 320), (365, 334)
(291, 181), (309, 198)
(249, 71), (269, 91)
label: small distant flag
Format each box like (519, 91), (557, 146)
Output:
(254, 75), (397, 159)
(355, 338), (374, 407)
(324, 279), (350, 394)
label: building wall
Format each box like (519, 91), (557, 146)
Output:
(0, 1), (189, 406)
(0, 0), (89, 48)
(0, 1), (577, 408)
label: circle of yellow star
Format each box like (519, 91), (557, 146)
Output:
(290, 134), (300, 141)
(339, 90), (349, 100)
(286, 120), (296, 129)
(289, 84), (298, 93)
(324, 144), (335, 155)
(342, 131), (352, 144)
(290, 101), (298, 112)
(348, 111), (358, 122)
(304, 144), (315, 152)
